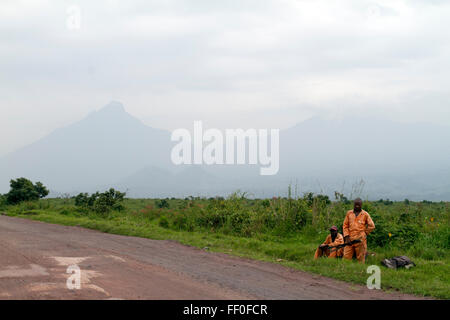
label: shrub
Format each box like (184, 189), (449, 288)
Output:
(171, 211), (193, 231)
(0, 194), (7, 209)
(315, 194), (331, 205)
(394, 224), (420, 247)
(4, 178), (49, 205)
(334, 191), (351, 204)
(261, 199), (270, 208)
(74, 193), (89, 206)
(74, 188), (125, 214)
(156, 199), (170, 209)
(159, 216), (169, 228)
(366, 211), (390, 247)
(303, 193), (331, 208)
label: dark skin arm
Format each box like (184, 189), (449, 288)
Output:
(319, 230), (338, 249)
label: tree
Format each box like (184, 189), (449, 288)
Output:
(5, 178), (49, 204)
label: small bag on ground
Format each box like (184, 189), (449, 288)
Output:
(381, 256), (416, 269)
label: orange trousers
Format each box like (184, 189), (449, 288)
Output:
(314, 247), (343, 259)
(343, 239), (367, 263)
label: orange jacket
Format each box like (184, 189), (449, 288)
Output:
(343, 210), (375, 241)
(322, 233), (344, 247)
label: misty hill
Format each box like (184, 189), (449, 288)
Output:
(113, 115), (450, 200)
(1, 101), (449, 200)
(0, 101), (171, 193)
(279, 116), (450, 176)
(113, 165), (223, 198)
(275, 116), (450, 200)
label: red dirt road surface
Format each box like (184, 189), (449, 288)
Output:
(0, 215), (425, 300)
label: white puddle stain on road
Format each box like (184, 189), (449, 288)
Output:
(27, 255), (128, 298)
(28, 256), (109, 296)
(0, 264), (49, 278)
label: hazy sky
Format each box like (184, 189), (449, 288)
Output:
(1, 0), (450, 156)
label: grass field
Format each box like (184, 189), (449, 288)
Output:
(2, 193), (449, 299)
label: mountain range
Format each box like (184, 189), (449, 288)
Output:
(1, 101), (449, 200)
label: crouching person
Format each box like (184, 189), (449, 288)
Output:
(314, 226), (344, 259)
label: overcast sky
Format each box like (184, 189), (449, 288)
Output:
(1, 0), (449, 156)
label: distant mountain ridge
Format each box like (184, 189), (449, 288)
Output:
(1, 101), (449, 200)
(0, 101), (171, 193)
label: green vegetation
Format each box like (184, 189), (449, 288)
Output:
(74, 188), (126, 214)
(3, 177), (49, 205)
(1, 189), (448, 299)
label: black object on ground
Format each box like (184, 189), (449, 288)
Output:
(381, 256), (416, 269)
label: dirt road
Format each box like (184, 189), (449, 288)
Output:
(0, 215), (424, 300)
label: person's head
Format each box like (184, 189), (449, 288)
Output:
(330, 226), (338, 237)
(354, 198), (362, 213)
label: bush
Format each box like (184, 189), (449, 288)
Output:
(156, 199), (170, 209)
(369, 210), (419, 248)
(171, 211), (193, 231)
(377, 198), (394, 205)
(159, 216), (169, 228)
(74, 193), (90, 207)
(74, 188), (125, 214)
(261, 199), (270, 208)
(0, 194), (7, 209)
(4, 178), (49, 205)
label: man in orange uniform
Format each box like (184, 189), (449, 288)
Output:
(343, 198), (375, 263)
(314, 226), (344, 259)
